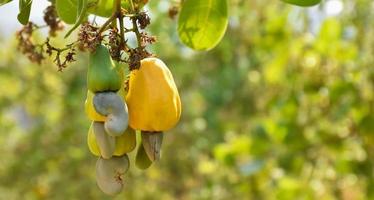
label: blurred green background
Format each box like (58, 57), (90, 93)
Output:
(0, 0), (373, 199)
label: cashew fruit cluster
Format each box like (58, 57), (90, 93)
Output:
(85, 44), (132, 195)
(85, 45), (181, 195)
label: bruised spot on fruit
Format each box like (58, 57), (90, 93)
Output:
(93, 92), (129, 136)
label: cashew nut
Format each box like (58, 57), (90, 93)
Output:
(93, 92), (128, 136)
(96, 155), (129, 195)
(93, 121), (115, 159)
(141, 131), (163, 161)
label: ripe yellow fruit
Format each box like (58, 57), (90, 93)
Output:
(85, 91), (106, 122)
(87, 125), (136, 157)
(126, 58), (181, 132)
(87, 123), (101, 156)
(84, 87), (126, 121)
(114, 127), (136, 155)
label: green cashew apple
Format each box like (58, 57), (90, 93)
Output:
(87, 44), (124, 93)
(281, 0), (321, 7)
(135, 141), (152, 170)
(96, 155), (129, 195)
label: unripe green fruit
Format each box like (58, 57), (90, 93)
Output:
(96, 155), (129, 195)
(281, 0), (321, 7)
(87, 44), (123, 93)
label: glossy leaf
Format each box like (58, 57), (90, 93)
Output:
(17, 0), (32, 25)
(178, 0), (228, 51)
(56, 0), (78, 24)
(281, 0), (321, 7)
(65, 0), (87, 38)
(0, 0), (12, 6)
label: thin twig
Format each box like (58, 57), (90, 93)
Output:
(131, 17), (142, 47)
(98, 12), (118, 34)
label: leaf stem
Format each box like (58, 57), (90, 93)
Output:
(131, 17), (142, 47)
(98, 12), (118, 34)
(117, 0), (126, 49)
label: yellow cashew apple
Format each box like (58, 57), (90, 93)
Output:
(87, 124), (136, 156)
(126, 58), (181, 132)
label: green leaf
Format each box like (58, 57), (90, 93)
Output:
(177, 0), (228, 51)
(64, 0), (88, 38)
(56, 0), (78, 24)
(281, 0), (321, 7)
(0, 0), (13, 6)
(17, 0), (32, 25)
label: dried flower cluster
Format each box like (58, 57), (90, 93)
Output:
(16, 23), (44, 64)
(16, 3), (157, 72)
(78, 22), (103, 52)
(168, 6), (179, 19)
(127, 47), (152, 70)
(46, 39), (76, 71)
(108, 28), (124, 61)
(43, 5), (64, 36)
(137, 12), (151, 29)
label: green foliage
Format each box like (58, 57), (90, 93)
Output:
(56, 0), (78, 24)
(0, 0), (12, 6)
(0, 0), (373, 199)
(65, 0), (88, 38)
(281, 0), (321, 7)
(17, 0), (33, 25)
(178, 0), (228, 51)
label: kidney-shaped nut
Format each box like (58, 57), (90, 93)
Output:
(93, 121), (116, 159)
(141, 131), (163, 162)
(93, 92), (129, 136)
(96, 155), (130, 195)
